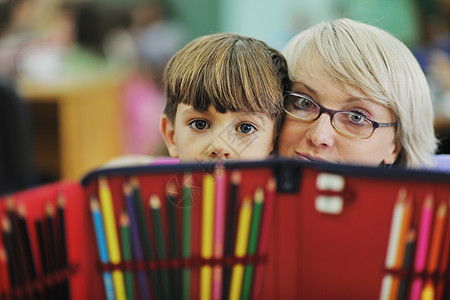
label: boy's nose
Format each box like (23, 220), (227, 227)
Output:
(208, 141), (233, 159)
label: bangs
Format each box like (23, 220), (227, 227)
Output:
(164, 34), (284, 121)
(288, 21), (391, 106)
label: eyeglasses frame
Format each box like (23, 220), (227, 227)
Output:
(283, 91), (398, 139)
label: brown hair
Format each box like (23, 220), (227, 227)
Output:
(163, 33), (289, 131)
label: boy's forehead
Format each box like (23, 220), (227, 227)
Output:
(176, 103), (271, 122)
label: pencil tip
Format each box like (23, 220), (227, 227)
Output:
(254, 188), (264, 203)
(99, 176), (108, 187)
(130, 176), (139, 187)
(1, 216), (11, 232)
(90, 196), (99, 210)
(166, 181), (177, 196)
(46, 203), (54, 216)
(123, 181), (132, 195)
(183, 172), (193, 186)
(397, 187), (407, 201)
(266, 176), (276, 191)
(6, 196), (14, 211)
(120, 211), (130, 225)
(18, 204), (26, 217)
(231, 170), (241, 184)
(149, 195), (161, 209)
(58, 193), (66, 207)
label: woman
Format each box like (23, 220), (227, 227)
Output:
(278, 18), (438, 168)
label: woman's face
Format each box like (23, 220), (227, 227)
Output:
(278, 64), (400, 166)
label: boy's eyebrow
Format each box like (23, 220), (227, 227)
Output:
(180, 106), (209, 117)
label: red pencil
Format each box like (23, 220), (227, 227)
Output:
(0, 247), (10, 296)
(436, 199), (450, 300)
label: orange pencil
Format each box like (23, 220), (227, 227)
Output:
(390, 194), (413, 300)
(426, 201), (447, 274)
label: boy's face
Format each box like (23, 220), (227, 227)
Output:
(160, 103), (276, 161)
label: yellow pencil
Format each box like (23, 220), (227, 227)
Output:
(99, 177), (127, 300)
(420, 279), (434, 300)
(229, 196), (253, 300)
(200, 173), (215, 300)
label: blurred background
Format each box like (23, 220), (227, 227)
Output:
(1, 0), (450, 194)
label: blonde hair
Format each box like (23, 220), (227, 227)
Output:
(164, 33), (289, 131)
(283, 18), (438, 168)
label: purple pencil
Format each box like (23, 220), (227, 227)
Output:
(124, 181), (150, 300)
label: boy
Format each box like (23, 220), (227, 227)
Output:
(160, 33), (289, 161)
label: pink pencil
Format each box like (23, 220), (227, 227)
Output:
(410, 193), (434, 300)
(212, 164), (226, 300)
(252, 176), (276, 300)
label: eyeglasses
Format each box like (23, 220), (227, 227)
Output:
(283, 92), (397, 139)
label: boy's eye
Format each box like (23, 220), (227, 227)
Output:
(189, 119), (210, 131)
(237, 123), (256, 134)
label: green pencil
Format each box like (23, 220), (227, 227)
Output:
(120, 211), (135, 300)
(241, 187), (264, 300)
(182, 173), (193, 300)
(166, 182), (181, 300)
(150, 194), (171, 300)
(130, 177), (162, 299)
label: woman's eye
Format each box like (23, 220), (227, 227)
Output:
(347, 112), (368, 125)
(237, 123), (257, 134)
(294, 98), (314, 110)
(189, 119), (210, 131)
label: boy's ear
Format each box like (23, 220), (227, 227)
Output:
(160, 114), (179, 158)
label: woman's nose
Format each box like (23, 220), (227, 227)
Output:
(305, 114), (336, 147)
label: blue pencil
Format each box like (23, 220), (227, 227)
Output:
(90, 196), (116, 300)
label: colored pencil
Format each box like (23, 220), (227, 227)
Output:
(98, 177), (127, 300)
(119, 211), (135, 300)
(17, 205), (37, 280)
(35, 218), (53, 300)
(57, 194), (70, 299)
(200, 173), (215, 300)
(57, 195), (68, 268)
(6, 199), (26, 286)
(410, 194), (434, 300)
(45, 203), (60, 299)
(123, 181), (149, 300)
(0, 247), (10, 296)
(166, 181), (181, 300)
(18, 204), (41, 300)
(252, 176), (276, 300)
(386, 188), (408, 268)
(2, 216), (18, 288)
(229, 196), (253, 300)
(149, 194), (171, 300)
(397, 228), (416, 300)
(90, 196), (116, 300)
(435, 199), (450, 300)
(45, 204), (58, 272)
(241, 187), (264, 300)
(381, 189), (407, 300)
(420, 279), (434, 300)
(182, 173), (193, 300)
(222, 170), (241, 300)
(130, 176), (162, 300)
(426, 201), (447, 274)
(391, 193), (413, 300)
(212, 164), (226, 300)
